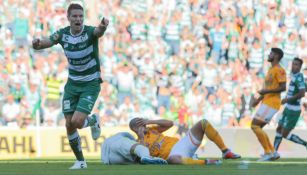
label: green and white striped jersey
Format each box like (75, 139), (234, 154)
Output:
(285, 72), (305, 111)
(49, 25), (102, 84)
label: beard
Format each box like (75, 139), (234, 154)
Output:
(267, 56), (273, 62)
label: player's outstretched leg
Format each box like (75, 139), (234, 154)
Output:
(197, 119), (241, 159)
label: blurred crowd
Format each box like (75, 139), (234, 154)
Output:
(1, 0), (307, 130)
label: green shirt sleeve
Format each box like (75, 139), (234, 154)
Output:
(49, 29), (62, 45)
(297, 74), (305, 90)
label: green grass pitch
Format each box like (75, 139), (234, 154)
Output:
(1, 158), (307, 175)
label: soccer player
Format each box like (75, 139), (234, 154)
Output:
(32, 3), (109, 169)
(129, 118), (241, 165)
(251, 48), (286, 161)
(101, 132), (168, 165)
(274, 58), (307, 154)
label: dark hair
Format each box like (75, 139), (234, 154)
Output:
(271, 48), (284, 60)
(129, 118), (139, 130)
(67, 3), (83, 16)
(293, 57), (303, 66)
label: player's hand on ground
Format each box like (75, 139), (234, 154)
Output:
(101, 17), (109, 27)
(32, 38), (41, 49)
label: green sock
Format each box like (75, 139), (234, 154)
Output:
(68, 131), (84, 161)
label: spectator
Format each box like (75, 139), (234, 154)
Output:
(114, 61), (137, 106)
(1, 94), (20, 126)
(0, 0), (306, 128)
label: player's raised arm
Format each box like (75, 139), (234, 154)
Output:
(32, 38), (55, 50)
(94, 17), (109, 38)
(141, 119), (174, 133)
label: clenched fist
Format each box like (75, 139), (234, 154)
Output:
(101, 17), (109, 27)
(32, 38), (41, 50)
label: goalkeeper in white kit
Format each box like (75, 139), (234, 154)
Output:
(101, 132), (168, 165)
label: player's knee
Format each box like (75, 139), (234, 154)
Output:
(251, 124), (259, 131)
(282, 133), (289, 138)
(71, 118), (83, 129)
(65, 120), (73, 129)
(281, 130), (290, 138)
(200, 119), (208, 130)
(276, 125), (282, 133)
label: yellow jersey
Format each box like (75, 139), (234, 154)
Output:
(143, 127), (179, 160)
(262, 64), (286, 109)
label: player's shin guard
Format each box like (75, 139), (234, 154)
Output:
(274, 133), (283, 151)
(68, 131), (84, 161)
(201, 119), (227, 151)
(182, 158), (205, 165)
(251, 125), (271, 154)
(286, 134), (307, 147)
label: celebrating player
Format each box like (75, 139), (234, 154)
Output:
(32, 3), (109, 169)
(251, 48), (286, 161)
(273, 58), (307, 154)
(129, 118), (241, 165)
(101, 132), (168, 165)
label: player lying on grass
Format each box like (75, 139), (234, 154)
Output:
(101, 132), (167, 165)
(129, 118), (241, 165)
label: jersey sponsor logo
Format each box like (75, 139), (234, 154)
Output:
(78, 43), (87, 49)
(64, 45), (93, 59)
(69, 56), (92, 65)
(62, 33), (89, 44)
(68, 59), (97, 72)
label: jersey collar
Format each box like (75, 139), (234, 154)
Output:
(70, 25), (84, 37)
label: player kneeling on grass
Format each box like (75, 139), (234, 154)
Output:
(129, 118), (241, 165)
(101, 132), (168, 165)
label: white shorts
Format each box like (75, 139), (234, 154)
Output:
(101, 132), (137, 164)
(254, 104), (278, 123)
(168, 131), (200, 158)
